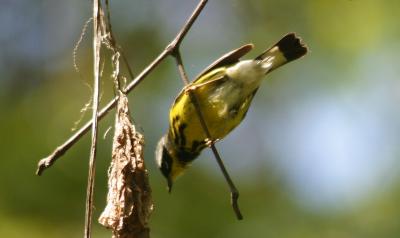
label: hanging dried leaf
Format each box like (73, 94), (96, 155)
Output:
(99, 92), (153, 238)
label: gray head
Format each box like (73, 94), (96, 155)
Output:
(155, 135), (174, 192)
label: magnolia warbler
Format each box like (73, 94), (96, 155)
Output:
(156, 33), (308, 191)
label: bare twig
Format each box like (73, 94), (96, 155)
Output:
(36, 0), (242, 219)
(172, 51), (243, 220)
(98, 1), (154, 236)
(84, 0), (101, 237)
(35, 52), (169, 175)
(164, 0), (208, 53)
(36, 0), (208, 176)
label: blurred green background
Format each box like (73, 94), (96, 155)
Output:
(1, 0), (400, 237)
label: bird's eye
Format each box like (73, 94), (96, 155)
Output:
(158, 145), (173, 178)
(162, 158), (169, 171)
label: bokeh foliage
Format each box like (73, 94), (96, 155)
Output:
(1, 0), (400, 237)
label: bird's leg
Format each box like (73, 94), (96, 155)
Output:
(204, 138), (220, 147)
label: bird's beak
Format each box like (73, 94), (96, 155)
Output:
(167, 177), (173, 193)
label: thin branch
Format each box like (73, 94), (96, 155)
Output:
(36, 50), (168, 175)
(172, 50), (243, 220)
(36, 0), (243, 221)
(165, 0), (208, 52)
(84, 0), (101, 237)
(36, 0), (208, 175)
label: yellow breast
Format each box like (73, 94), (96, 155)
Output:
(168, 67), (258, 154)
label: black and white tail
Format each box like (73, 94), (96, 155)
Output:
(256, 33), (308, 72)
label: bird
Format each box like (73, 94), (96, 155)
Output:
(156, 33), (308, 192)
